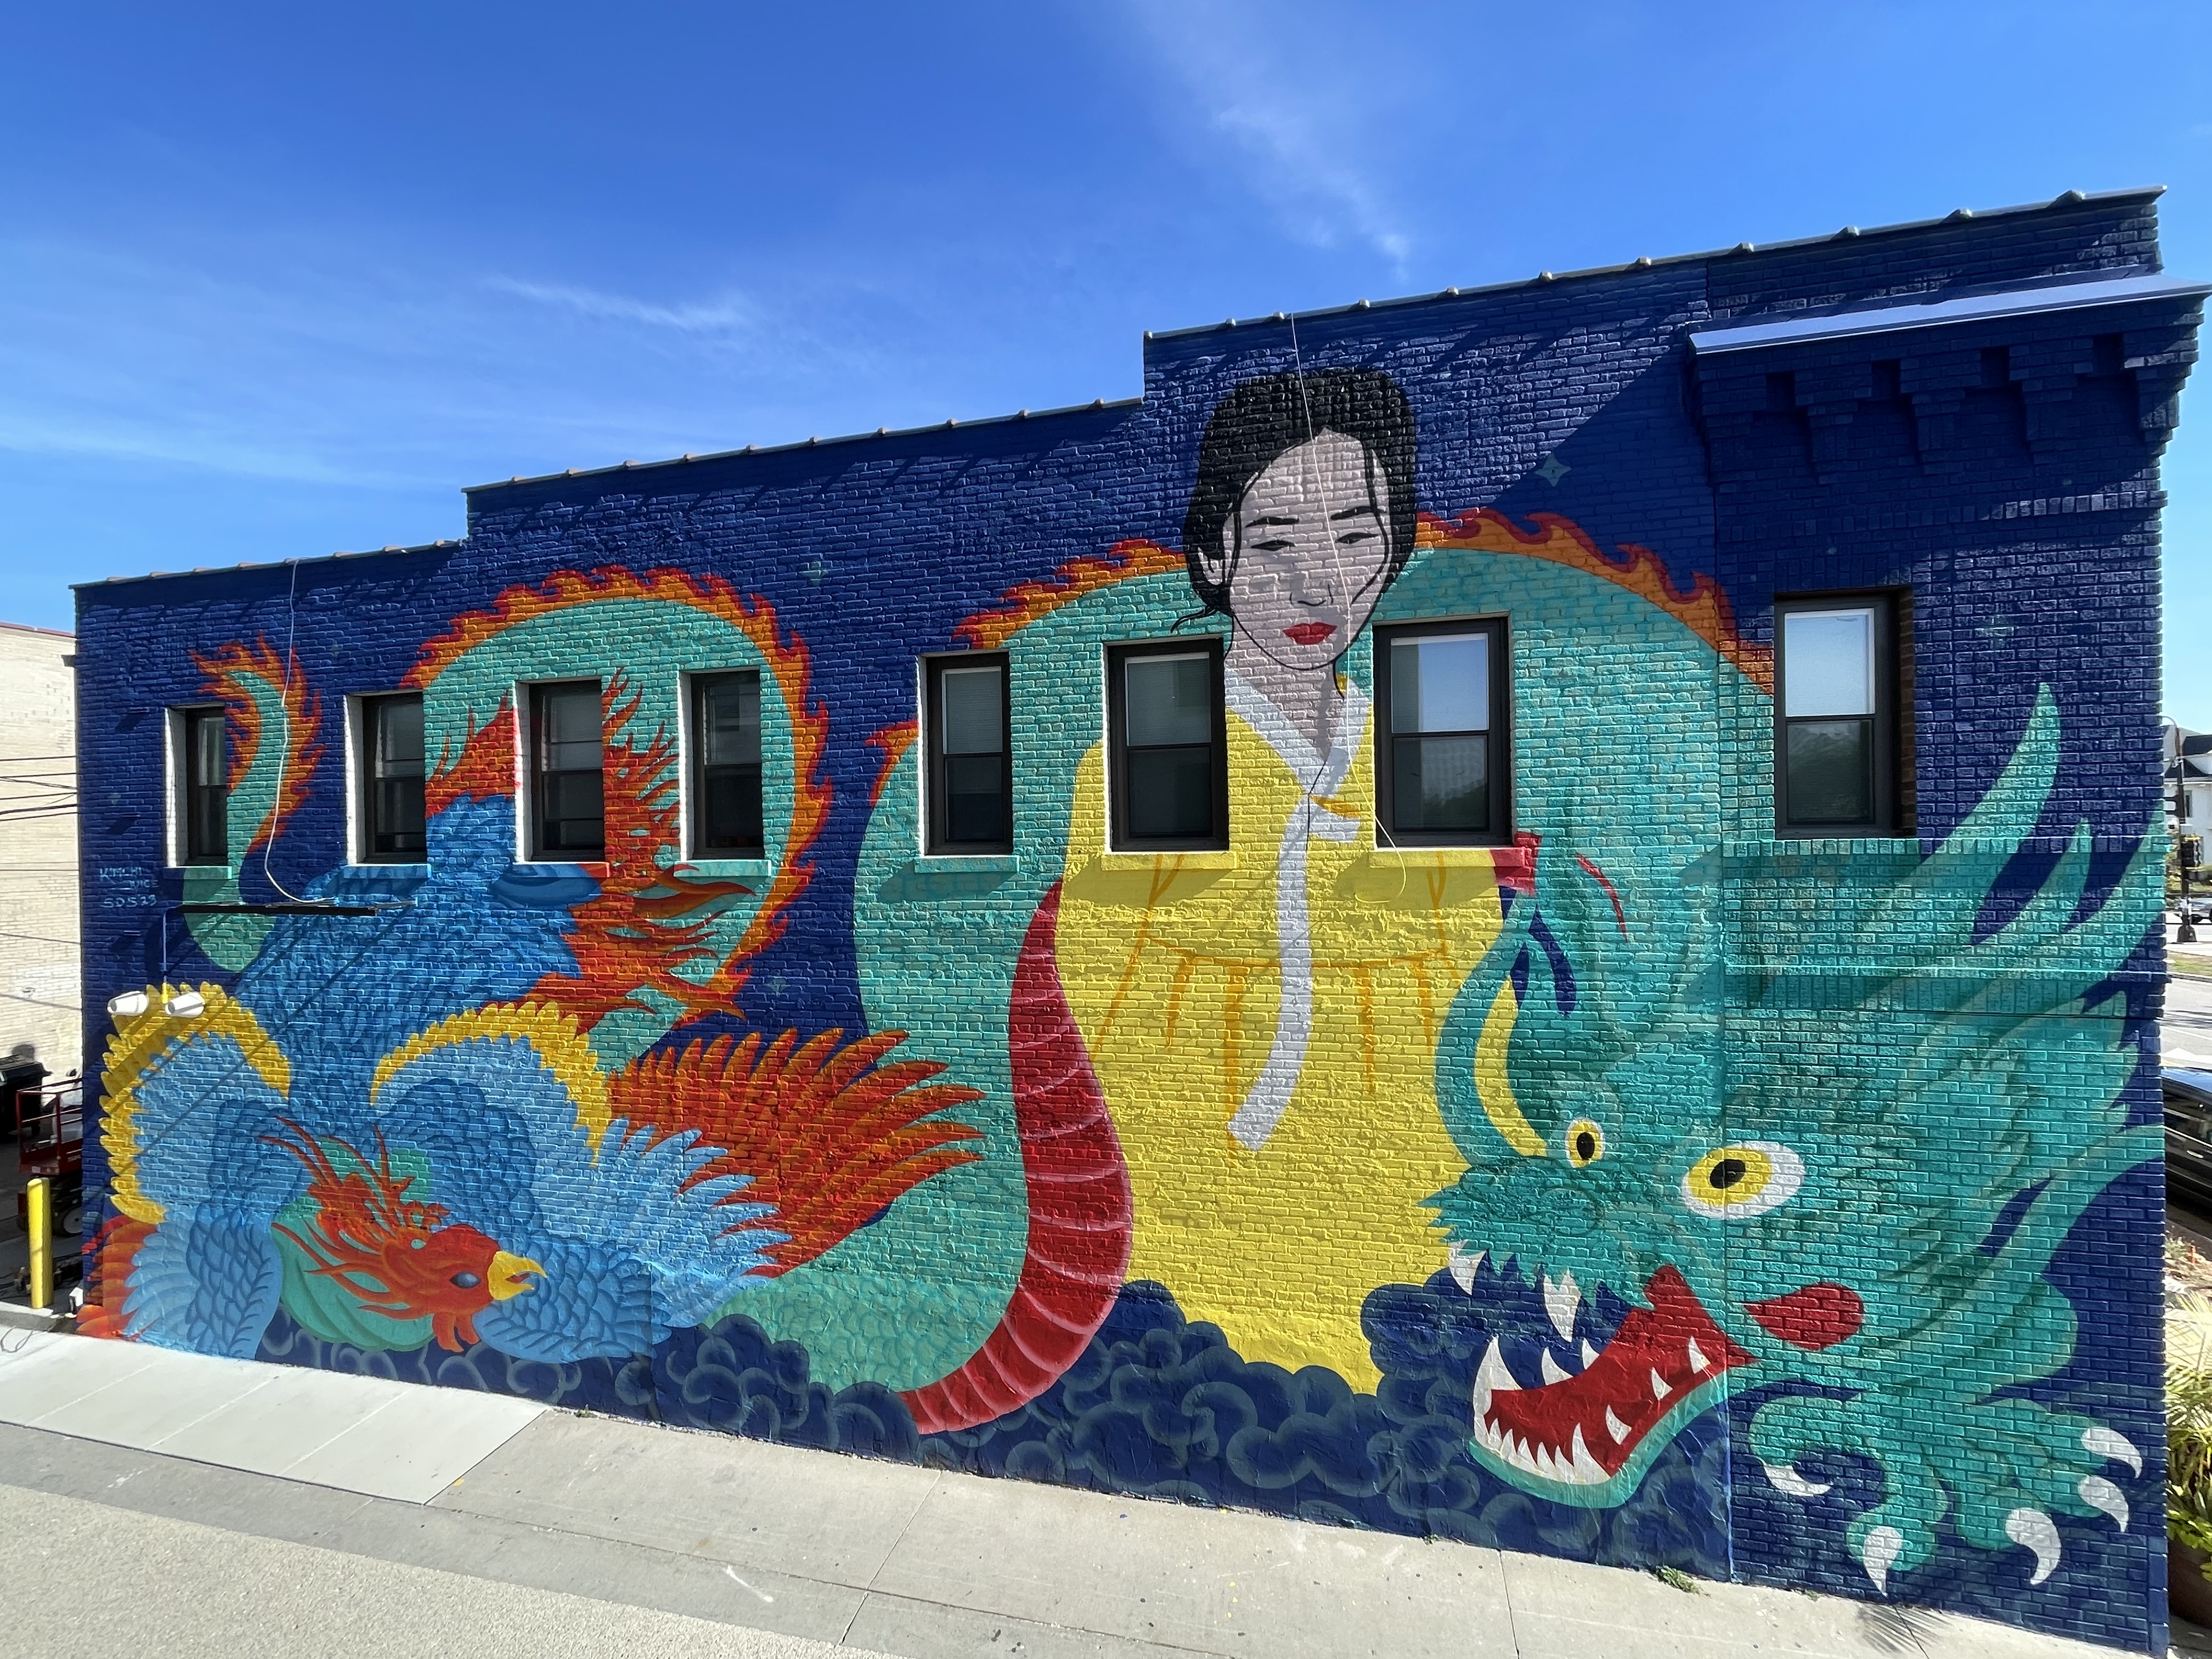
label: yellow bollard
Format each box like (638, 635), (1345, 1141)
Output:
(25, 1178), (50, 1313)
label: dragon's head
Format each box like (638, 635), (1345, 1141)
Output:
(268, 1120), (543, 1351)
(1427, 837), (1866, 1504)
(1425, 687), (2161, 1509)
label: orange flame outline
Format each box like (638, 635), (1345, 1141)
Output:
(423, 701), (518, 817)
(865, 721), (918, 808)
(1415, 509), (1772, 695)
(949, 516), (1769, 696)
(953, 539), (1188, 651)
(191, 637), (326, 853)
(408, 568), (831, 1034)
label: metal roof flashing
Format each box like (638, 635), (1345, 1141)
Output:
(1143, 188), (2168, 345)
(1689, 272), (2208, 354)
(71, 538), (462, 590)
(462, 395), (1143, 495)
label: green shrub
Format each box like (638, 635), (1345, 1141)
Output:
(2169, 1297), (2212, 1562)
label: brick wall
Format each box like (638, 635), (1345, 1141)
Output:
(73, 190), (2199, 1651)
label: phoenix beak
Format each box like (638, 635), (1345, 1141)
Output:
(487, 1250), (544, 1301)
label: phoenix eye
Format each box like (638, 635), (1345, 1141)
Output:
(1682, 1142), (1803, 1219)
(450, 1271), (482, 1289)
(1565, 1119), (1605, 1167)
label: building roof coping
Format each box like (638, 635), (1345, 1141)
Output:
(1688, 270), (2210, 353)
(71, 538), (464, 591)
(1143, 187), (2169, 343)
(461, 394), (1144, 496)
(0, 619), (74, 639)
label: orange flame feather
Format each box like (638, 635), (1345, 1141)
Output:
(191, 637), (326, 851)
(612, 1029), (984, 1275)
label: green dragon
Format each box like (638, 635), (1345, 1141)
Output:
(1425, 686), (2155, 1593)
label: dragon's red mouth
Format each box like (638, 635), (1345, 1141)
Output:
(1474, 1267), (1862, 1486)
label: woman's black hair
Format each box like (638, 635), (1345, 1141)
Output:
(1181, 366), (1418, 619)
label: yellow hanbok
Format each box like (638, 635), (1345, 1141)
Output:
(1054, 672), (1504, 1390)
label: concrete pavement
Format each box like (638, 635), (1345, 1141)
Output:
(0, 1329), (2147, 1659)
(0, 1482), (890, 1659)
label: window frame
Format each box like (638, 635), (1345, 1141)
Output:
(924, 651), (1013, 856)
(1373, 616), (1514, 849)
(171, 704), (230, 867)
(1774, 591), (1904, 838)
(352, 691), (427, 865)
(526, 678), (607, 862)
(1106, 638), (1229, 854)
(686, 669), (766, 859)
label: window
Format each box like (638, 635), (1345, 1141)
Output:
(690, 672), (764, 856)
(529, 680), (605, 859)
(1108, 641), (1227, 851)
(357, 693), (426, 862)
(1775, 595), (1903, 836)
(175, 706), (228, 865)
(1374, 619), (1511, 847)
(926, 654), (1011, 855)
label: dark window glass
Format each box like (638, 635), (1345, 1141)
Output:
(1109, 642), (1226, 850)
(1375, 619), (1510, 846)
(1776, 596), (1905, 836)
(360, 693), (426, 861)
(928, 655), (1011, 854)
(692, 672), (764, 855)
(180, 707), (228, 865)
(532, 681), (604, 858)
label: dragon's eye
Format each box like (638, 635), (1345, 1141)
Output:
(409, 1238), (426, 1250)
(1682, 1142), (1802, 1218)
(1565, 1120), (1605, 1167)
(450, 1271), (482, 1289)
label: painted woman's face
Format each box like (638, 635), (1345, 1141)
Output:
(1222, 430), (1397, 676)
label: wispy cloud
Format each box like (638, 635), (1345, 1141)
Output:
(486, 276), (760, 335)
(1119, 0), (1414, 269)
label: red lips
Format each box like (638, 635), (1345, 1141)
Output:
(1283, 623), (1336, 645)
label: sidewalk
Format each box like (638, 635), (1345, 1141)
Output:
(0, 1329), (2142, 1659)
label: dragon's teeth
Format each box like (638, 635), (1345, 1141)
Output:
(1605, 1406), (1630, 1444)
(1568, 1424), (1605, 1483)
(1541, 1269), (1581, 1342)
(1481, 1338), (1520, 1391)
(1448, 1243), (1484, 1294)
(1539, 1349), (1572, 1385)
(1650, 1368), (1671, 1401)
(1686, 1338), (1708, 1373)
(1472, 1336), (1517, 1418)
(1581, 1339), (1600, 1368)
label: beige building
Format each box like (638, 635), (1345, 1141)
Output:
(0, 622), (78, 1084)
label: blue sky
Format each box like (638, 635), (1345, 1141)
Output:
(4, 2), (2208, 717)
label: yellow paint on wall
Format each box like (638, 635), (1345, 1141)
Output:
(1474, 981), (1547, 1156)
(101, 984), (292, 1225)
(1056, 716), (1499, 1391)
(373, 1001), (612, 1149)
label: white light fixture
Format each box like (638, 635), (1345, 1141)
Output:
(161, 991), (206, 1019)
(106, 990), (150, 1019)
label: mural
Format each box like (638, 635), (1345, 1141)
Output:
(83, 366), (2162, 1643)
